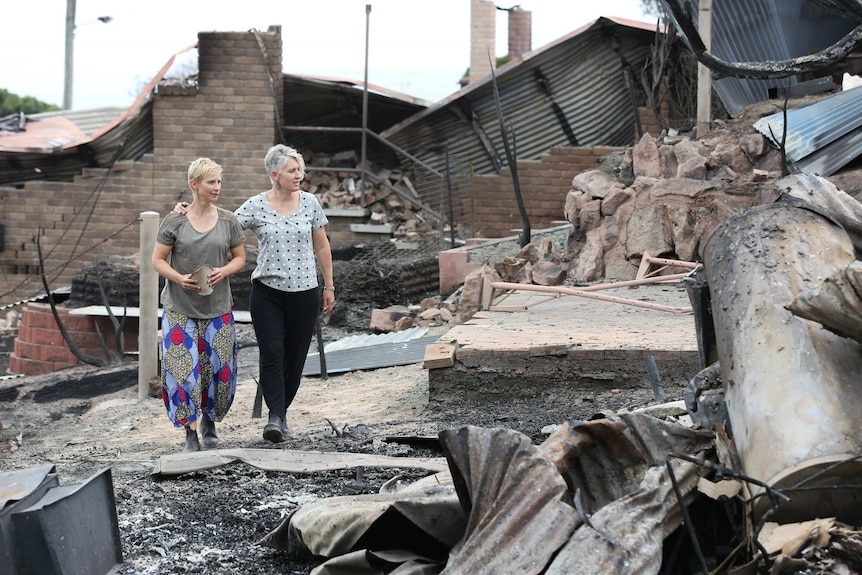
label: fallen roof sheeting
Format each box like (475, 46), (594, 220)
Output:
(753, 85), (862, 176)
(303, 327), (441, 376)
(379, 17), (658, 176)
(259, 413), (714, 573)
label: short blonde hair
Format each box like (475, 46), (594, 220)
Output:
(188, 158), (222, 190)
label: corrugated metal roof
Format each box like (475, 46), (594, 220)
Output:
(380, 17), (658, 176)
(752, 85), (862, 175)
(281, 73), (429, 157)
(675, 0), (858, 117)
(0, 104), (154, 186)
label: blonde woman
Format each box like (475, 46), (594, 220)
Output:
(153, 158), (247, 452)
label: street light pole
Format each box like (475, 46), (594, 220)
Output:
(63, 0), (112, 110)
(360, 4), (371, 205)
(63, 0), (76, 110)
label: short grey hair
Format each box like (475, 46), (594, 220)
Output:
(264, 144), (306, 184)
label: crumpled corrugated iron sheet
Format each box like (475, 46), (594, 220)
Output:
(261, 413), (714, 574)
(258, 480), (465, 566)
(753, 86), (862, 176)
(442, 426), (579, 574)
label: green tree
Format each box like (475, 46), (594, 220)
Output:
(0, 89), (60, 116)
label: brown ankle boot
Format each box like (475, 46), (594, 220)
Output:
(183, 425), (201, 452)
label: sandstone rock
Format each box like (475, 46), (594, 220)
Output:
(601, 187), (633, 216)
(369, 305), (411, 333)
(626, 204), (671, 260)
(677, 155), (708, 180)
(393, 316), (415, 331)
(572, 232), (605, 283)
(571, 170), (623, 199)
(633, 133), (662, 178)
(532, 261), (568, 286)
(494, 256), (531, 284)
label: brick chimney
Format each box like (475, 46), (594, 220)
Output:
(507, 6), (531, 60)
(469, 0), (496, 84)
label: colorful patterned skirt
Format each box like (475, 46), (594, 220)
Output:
(161, 309), (237, 427)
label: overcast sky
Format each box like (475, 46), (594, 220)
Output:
(3, 0), (652, 111)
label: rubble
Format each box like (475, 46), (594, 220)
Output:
(302, 150), (434, 244)
(251, 126), (862, 572)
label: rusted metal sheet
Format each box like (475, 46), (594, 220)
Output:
(0, 104), (154, 187)
(539, 414), (713, 515)
(440, 426), (579, 574)
(703, 200), (862, 523)
(268, 415), (715, 573)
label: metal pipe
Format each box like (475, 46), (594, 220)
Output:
(360, 4), (371, 207)
(64, 0), (76, 110)
(490, 281), (693, 314)
(282, 125), (364, 133)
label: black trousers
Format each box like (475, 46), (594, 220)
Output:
(249, 281), (320, 419)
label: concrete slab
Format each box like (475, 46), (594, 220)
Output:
(428, 282), (702, 404)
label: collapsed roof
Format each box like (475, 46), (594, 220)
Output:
(380, 17), (660, 176)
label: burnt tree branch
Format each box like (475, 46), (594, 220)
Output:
(490, 57), (531, 248)
(660, 0), (862, 79)
(36, 232), (108, 367)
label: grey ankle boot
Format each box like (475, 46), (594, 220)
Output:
(263, 413), (284, 443)
(200, 416), (219, 448)
(183, 425), (201, 452)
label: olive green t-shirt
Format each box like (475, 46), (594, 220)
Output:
(156, 207), (246, 319)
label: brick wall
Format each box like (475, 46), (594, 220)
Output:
(637, 101), (671, 140)
(470, 146), (622, 238)
(508, 8), (532, 60)
(9, 302), (138, 375)
(0, 26), (283, 310)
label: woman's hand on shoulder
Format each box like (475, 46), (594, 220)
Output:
(173, 202), (189, 215)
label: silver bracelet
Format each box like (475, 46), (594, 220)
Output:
(323, 286), (335, 292)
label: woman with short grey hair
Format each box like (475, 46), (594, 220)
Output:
(236, 144), (335, 442)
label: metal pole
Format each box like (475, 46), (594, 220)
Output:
(63, 0), (76, 110)
(139, 211), (159, 400)
(696, 0), (713, 138)
(360, 4), (371, 207)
